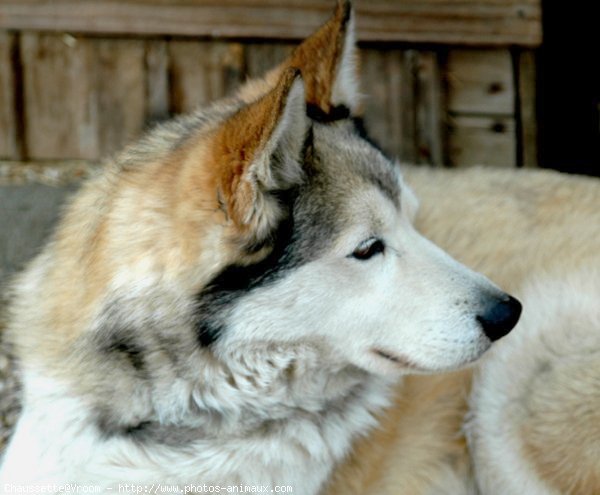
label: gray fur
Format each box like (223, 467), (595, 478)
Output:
(72, 109), (403, 443)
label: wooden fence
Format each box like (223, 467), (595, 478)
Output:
(0, 0), (542, 168)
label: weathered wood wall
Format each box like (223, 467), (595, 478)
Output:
(0, 0), (543, 46)
(0, 0), (541, 168)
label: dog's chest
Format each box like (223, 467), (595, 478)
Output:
(143, 375), (392, 493)
(1, 369), (393, 495)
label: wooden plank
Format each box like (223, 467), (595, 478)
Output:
(360, 48), (407, 161)
(448, 115), (516, 167)
(21, 32), (99, 160)
(96, 39), (146, 157)
(517, 49), (538, 167)
(414, 50), (444, 165)
(169, 41), (207, 114)
(0, 1), (543, 47)
(145, 40), (170, 124)
(399, 50), (418, 164)
(169, 41), (243, 114)
(360, 48), (446, 165)
(244, 43), (295, 79)
(0, 33), (20, 159)
(361, 48), (419, 163)
(447, 49), (514, 115)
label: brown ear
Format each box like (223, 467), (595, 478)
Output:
(286, 0), (359, 118)
(237, 1), (359, 120)
(212, 68), (307, 244)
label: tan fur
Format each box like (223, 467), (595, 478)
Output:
(326, 370), (474, 494)
(285, 0), (351, 113)
(213, 68), (301, 235)
(10, 159), (220, 367)
(326, 166), (600, 494)
(8, 69), (306, 377)
(520, 342), (600, 495)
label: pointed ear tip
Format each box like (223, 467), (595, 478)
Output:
(336, 0), (353, 23)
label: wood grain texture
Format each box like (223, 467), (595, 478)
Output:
(169, 41), (243, 114)
(0, 0), (542, 47)
(96, 39), (146, 156)
(447, 49), (514, 116)
(0, 33), (19, 159)
(360, 48), (412, 162)
(517, 49), (538, 167)
(360, 48), (447, 166)
(145, 40), (170, 124)
(448, 115), (516, 167)
(21, 32), (99, 160)
(414, 51), (444, 166)
(244, 43), (294, 79)
(7, 34), (527, 166)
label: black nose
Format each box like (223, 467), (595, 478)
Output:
(477, 295), (522, 341)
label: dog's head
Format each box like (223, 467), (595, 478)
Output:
(180, 1), (521, 377)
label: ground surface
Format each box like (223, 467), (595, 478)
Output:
(0, 166), (81, 451)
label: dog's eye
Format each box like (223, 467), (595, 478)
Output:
(351, 238), (385, 260)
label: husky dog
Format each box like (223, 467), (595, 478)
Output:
(326, 166), (600, 495)
(0, 2), (521, 493)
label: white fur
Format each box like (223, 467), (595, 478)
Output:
(223, 176), (502, 377)
(331, 13), (361, 113)
(245, 77), (308, 233)
(1, 353), (393, 492)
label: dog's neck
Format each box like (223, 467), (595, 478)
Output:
(13, 340), (394, 492)
(145, 341), (393, 440)
(160, 342), (394, 491)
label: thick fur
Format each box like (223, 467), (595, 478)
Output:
(0, 3), (520, 493)
(326, 166), (600, 494)
(2, 2), (597, 494)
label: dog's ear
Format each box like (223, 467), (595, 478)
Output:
(237, 1), (359, 120)
(286, 0), (359, 119)
(212, 68), (307, 245)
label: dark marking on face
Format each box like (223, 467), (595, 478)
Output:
(195, 319), (223, 348)
(194, 175), (344, 347)
(194, 123), (400, 348)
(363, 167), (401, 209)
(195, 214), (298, 347)
(195, 126), (325, 348)
(307, 103), (351, 123)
